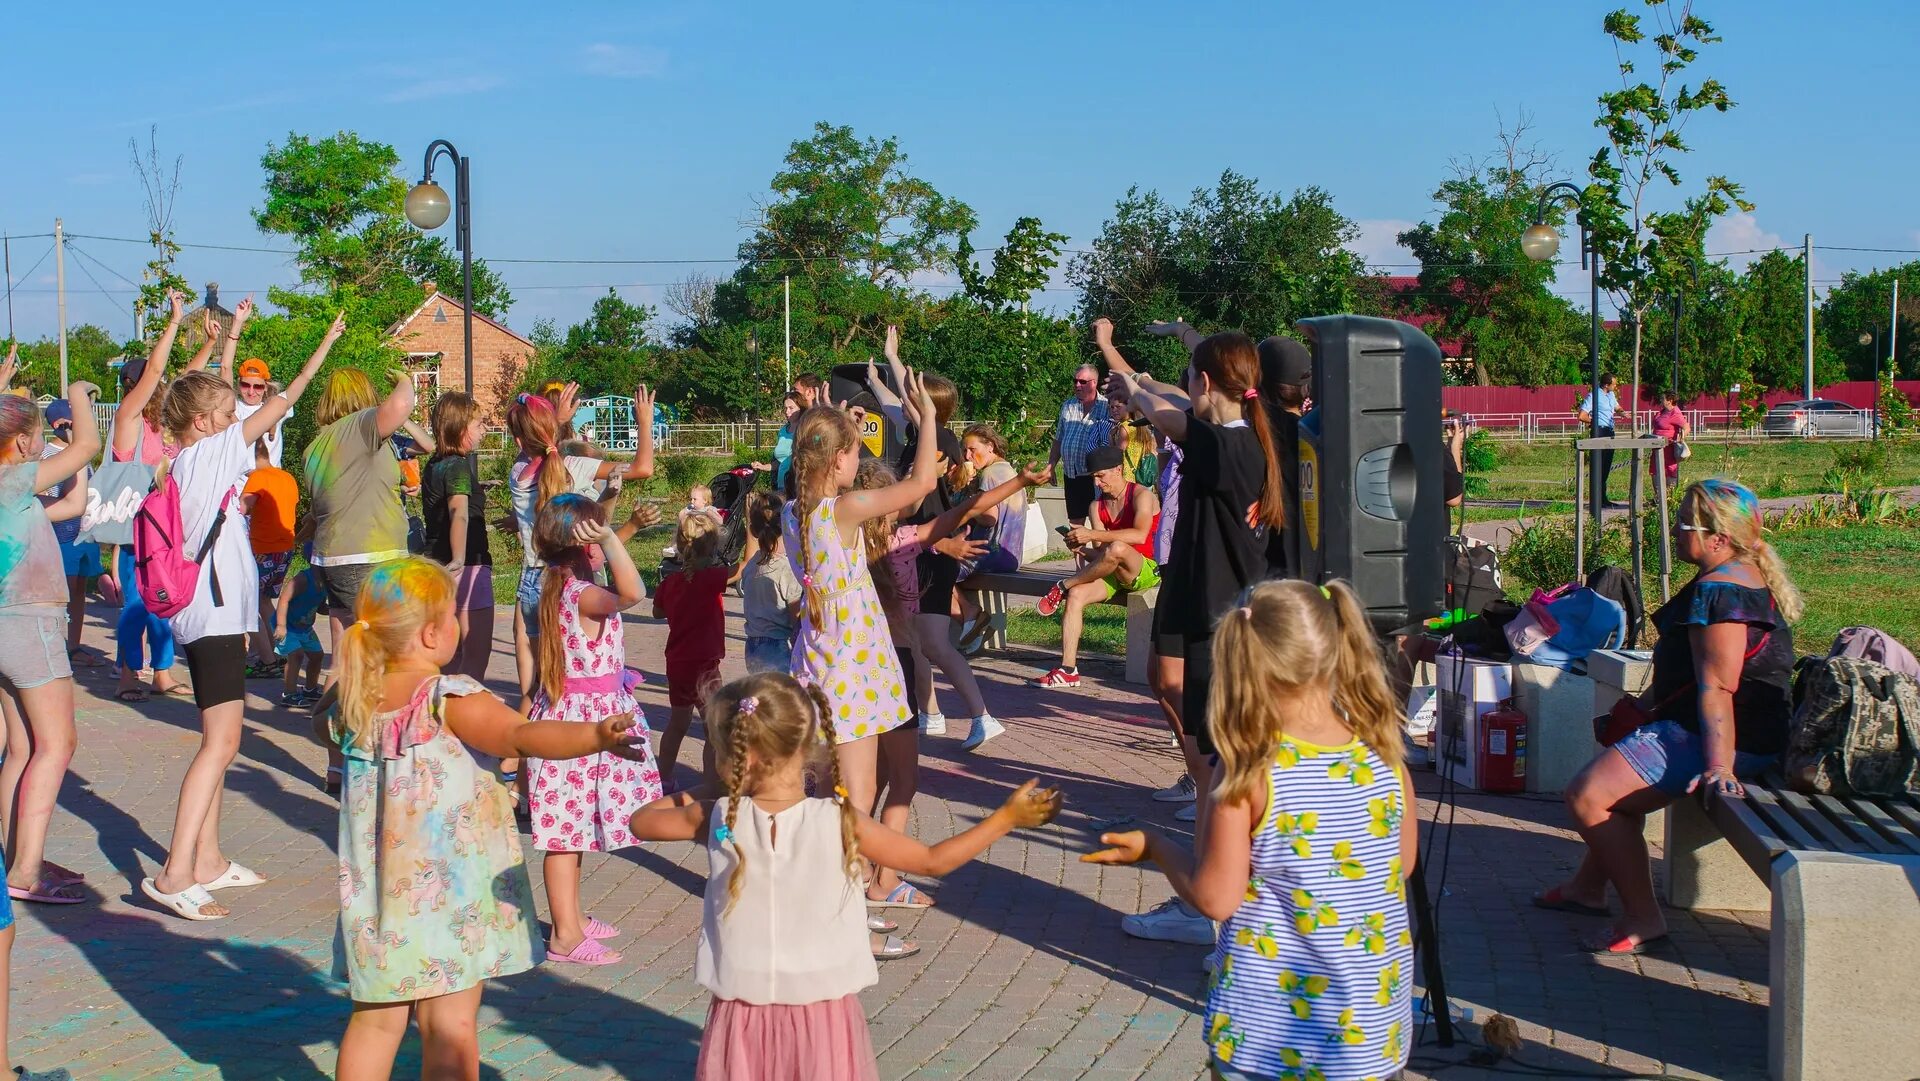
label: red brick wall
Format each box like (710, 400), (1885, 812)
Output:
(388, 296), (532, 422)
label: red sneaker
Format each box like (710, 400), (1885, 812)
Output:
(1036, 583), (1066, 617)
(1033, 667), (1081, 689)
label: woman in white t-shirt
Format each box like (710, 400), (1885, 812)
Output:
(139, 313), (340, 922)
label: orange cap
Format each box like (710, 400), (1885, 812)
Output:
(237, 358), (271, 381)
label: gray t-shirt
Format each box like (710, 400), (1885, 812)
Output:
(303, 408), (408, 566)
(741, 551), (801, 640)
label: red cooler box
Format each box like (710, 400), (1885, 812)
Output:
(1434, 651), (1514, 792)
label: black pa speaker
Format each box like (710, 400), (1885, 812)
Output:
(1290, 315), (1446, 632)
(826, 363), (905, 463)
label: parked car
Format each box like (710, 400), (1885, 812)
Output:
(1761, 399), (1871, 438)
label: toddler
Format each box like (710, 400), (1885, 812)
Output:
(738, 491), (799, 675)
(273, 560), (327, 706)
(652, 511), (732, 783)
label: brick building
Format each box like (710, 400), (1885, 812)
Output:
(385, 283), (534, 420)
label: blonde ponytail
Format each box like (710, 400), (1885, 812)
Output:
(1323, 581), (1406, 772)
(333, 558), (458, 751)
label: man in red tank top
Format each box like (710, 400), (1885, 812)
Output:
(1033, 446), (1161, 689)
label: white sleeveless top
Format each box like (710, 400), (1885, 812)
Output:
(698, 796), (878, 1005)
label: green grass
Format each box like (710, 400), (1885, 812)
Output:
(1475, 435), (1920, 507)
(1771, 524), (1920, 649)
(482, 479), (692, 607)
(1005, 607), (1126, 657)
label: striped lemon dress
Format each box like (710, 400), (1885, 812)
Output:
(1204, 734), (1414, 1081)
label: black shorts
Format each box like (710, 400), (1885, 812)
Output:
(1182, 635), (1216, 756)
(1064, 474), (1097, 522)
(917, 554), (958, 618)
(312, 561), (378, 613)
(1150, 564), (1185, 657)
(181, 634), (248, 709)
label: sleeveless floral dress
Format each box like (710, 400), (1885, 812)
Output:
(334, 675), (540, 1003)
(783, 497), (911, 743)
(1204, 735), (1414, 1081)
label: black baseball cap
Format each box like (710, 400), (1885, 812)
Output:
(45, 399), (73, 426)
(1085, 445), (1125, 474)
(119, 355), (148, 388)
(1258, 335), (1312, 394)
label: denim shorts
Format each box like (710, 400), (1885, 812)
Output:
(1614, 719), (1780, 797)
(516, 566), (545, 634)
(312, 561), (377, 613)
(0, 606), (72, 690)
(60, 539), (103, 579)
(744, 635), (792, 674)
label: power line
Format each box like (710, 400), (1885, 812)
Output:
(2, 241), (56, 309)
(64, 243), (143, 290)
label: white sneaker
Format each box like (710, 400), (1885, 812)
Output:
(1173, 803), (1198, 823)
(1151, 775), (1197, 803)
(921, 713), (947, 737)
(1120, 898), (1216, 945)
(960, 715), (1004, 752)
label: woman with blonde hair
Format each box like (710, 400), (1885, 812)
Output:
(1536, 478), (1800, 955)
(141, 313), (342, 921)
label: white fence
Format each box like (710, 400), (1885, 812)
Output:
(1463, 408), (1879, 442)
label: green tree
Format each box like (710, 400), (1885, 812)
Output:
(1070, 171), (1377, 382)
(1584, 1), (1750, 424)
(1818, 261), (1918, 380)
(916, 300), (1080, 434)
(519, 289), (663, 397)
(959, 216), (1068, 311)
(5, 324), (122, 397)
(1736, 251), (1842, 393)
(1397, 118), (1589, 385)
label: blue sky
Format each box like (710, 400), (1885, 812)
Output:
(3, 0), (1915, 343)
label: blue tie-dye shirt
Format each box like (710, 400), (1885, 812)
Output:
(0, 462), (66, 608)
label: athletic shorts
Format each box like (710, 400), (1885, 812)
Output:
(1099, 556), (1161, 602)
(667, 659), (723, 709)
(180, 633), (247, 709)
(1150, 577), (1185, 659)
(60, 539), (103, 579)
(313, 562), (377, 613)
(917, 554), (958, 619)
(275, 626), (324, 659)
(1182, 634), (1216, 757)
(1613, 719), (1779, 797)
(0, 606), (72, 690)
(255, 550), (293, 604)
(454, 565), (495, 611)
(516, 566), (545, 634)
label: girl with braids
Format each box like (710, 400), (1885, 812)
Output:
(1085, 579), (1417, 1081)
(140, 316), (342, 922)
(630, 671), (1063, 1081)
(1106, 330), (1284, 946)
(326, 558), (648, 1080)
(524, 493), (660, 966)
(1538, 478), (1800, 957)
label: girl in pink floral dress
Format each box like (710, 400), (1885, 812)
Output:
(527, 493), (662, 966)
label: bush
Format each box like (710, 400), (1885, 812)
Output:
(656, 452), (726, 496)
(1462, 428), (1499, 474)
(1500, 515), (1634, 594)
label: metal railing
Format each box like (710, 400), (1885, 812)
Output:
(1463, 408), (1879, 442)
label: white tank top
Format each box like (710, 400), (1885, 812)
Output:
(698, 796), (879, 1005)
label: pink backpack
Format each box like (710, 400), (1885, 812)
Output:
(133, 473), (232, 619)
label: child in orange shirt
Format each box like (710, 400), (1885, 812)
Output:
(242, 438), (299, 676)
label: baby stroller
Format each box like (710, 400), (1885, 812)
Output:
(708, 466), (758, 567)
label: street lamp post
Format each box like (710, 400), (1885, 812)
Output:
(1522, 181), (1605, 531)
(1861, 329), (1882, 439)
(404, 141), (474, 412)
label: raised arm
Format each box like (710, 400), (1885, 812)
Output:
(575, 517), (646, 613)
(1109, 373), (1189, 443)
(0, 343), (16, 392)
(1091, 317), (1141, 377)
(215, 297), (254, 384)
(855, 779), (1061, 877)
(372, 366), (417, 440)
(1146, 318), (1206, 354)
(629, 383), (657, 481)
(182, 309), (219, 373)
(113, 289), (184, 456)
(916, 461), (1052, 544)
(35, 382), (103, 491)
(835, 369), (939, 529)
(242, 311), (343, 444)
(872, 325), (911, 432)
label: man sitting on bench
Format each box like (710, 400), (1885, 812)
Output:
(1033, 445), (1161, 689)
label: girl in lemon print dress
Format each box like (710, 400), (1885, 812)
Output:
(1084, 579), (1417, 1081)
(783, 374), (944, 952)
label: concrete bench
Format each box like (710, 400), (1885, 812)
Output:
(1667, 781), (1920, 1080)
(957, 569), (1155, 685)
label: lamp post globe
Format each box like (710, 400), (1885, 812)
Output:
(405, 181), (452, 230)
(1520, 223), (1562, 262)
(1860, 332), (1874, 347)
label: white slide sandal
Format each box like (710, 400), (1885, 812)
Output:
(200, 862), (267, 892)
(140, 878), (227, 921)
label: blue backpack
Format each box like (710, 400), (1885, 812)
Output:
(1504, 584), (1628, 671)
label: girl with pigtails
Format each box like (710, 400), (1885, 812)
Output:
(1084, 579), (1417, 1081)
(322, 557), (649, 1081)
(630, 671), (1062, 1081)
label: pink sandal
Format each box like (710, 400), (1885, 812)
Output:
(584, 916), (620, 940)
(547, 937), (623, 966)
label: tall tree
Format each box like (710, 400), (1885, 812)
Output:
(1397, 115), (1589, 385)
(959, 216), (1068, 311)
(1584, 0), (1750, 426)
(1818, 261), (1919, 380)
(1070, 171), (1376, 382)
(1736, 251), (1842, 392)
(519, 288), (663, 396)
(129, 127), (191, 344)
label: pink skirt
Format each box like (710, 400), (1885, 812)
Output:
(696, 994), (877, 1081)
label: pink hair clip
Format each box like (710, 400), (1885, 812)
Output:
(1242, 387), (1259, 400)
(737, 696), (758, 715)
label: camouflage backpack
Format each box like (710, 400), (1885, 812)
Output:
(1784, 656), (1920, 798)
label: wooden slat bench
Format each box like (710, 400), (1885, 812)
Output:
(956, 569), (1156, 685)
(1664, 780), (1920, 1080)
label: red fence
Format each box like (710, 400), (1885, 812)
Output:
(1440, 380), (1920, 415)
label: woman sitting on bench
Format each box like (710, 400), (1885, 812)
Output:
(1534, 479), (1800, 955)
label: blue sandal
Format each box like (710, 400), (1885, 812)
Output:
(867, 881), (934, 910)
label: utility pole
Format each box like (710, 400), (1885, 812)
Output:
(1892, 279), (1901, 377)
(782, 275), (792, 392)
(4, 235), (13, 340)
(1803, 233), (1815, 400)
(55, 218), (69, 389)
